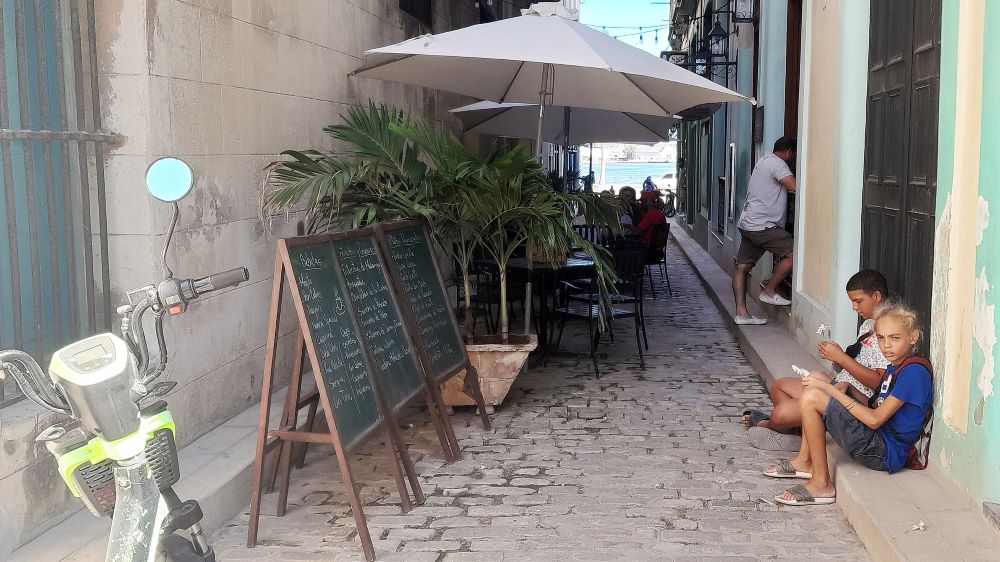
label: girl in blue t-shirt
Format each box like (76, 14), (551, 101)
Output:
(761, 303), (933, 506)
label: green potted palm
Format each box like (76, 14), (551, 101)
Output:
(260, 103), (620, 410)
(440, 148), (619, 410)
(260, 104), (488, 341)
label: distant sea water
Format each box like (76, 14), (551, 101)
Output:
(581, 161), (677, 191)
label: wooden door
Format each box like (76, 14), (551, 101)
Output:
(861, 0), (941, 326)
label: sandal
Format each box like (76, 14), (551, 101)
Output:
(774, 483), (836, 506)
(742, 409), (770, 428)
(763, 459), (813, 479)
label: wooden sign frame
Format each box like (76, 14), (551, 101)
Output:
(248, 234), (427, 561)
(373, 220), (492, 433)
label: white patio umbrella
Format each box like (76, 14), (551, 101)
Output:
(354, 3), (749, 155)
(450, 101), (678, 145)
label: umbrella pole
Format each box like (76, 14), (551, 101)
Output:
(535, 103), (546, 159)
(535, 63), (555, 160)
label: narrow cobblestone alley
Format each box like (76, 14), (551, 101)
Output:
(213, 241), (869, 561)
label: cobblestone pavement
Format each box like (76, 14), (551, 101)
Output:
(213, 241), (869, 561)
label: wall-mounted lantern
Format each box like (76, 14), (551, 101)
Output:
(733, 0), (756, 24)
(706, 19), (728, 57)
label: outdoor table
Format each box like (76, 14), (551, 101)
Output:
(505, 256), (594, 348)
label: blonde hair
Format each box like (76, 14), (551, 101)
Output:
(874, 302), (924, 349)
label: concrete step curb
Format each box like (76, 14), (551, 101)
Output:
(670, 223), (1000, 562)
(11, 388), (288, 561)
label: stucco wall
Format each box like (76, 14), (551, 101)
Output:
(789, 0), (869, 358)
(0, 0), (478, 549)
(931, 0), (1000, 505)
(796, 0), (837, 308)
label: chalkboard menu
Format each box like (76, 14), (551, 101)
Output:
(333, 236), (425, 412)
(379, 224), (467, 382)
(286, 243), (382, 449)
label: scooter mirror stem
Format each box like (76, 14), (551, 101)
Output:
(161, 203), (179, 279)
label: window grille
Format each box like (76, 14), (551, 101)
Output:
(0, 0), (114, 406)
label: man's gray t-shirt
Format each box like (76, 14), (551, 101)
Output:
(736, 153), (793, 232)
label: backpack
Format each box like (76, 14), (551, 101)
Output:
(843, 330), (873, 360)
(870, 356), (934, 470)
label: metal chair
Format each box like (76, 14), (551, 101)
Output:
(466, 260), (532, 335)
(572, 224), (613, 247)
(554, 248), (647, 376)
(645, 222), (672, 297)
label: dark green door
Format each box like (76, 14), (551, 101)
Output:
(861, 0), (941, 326)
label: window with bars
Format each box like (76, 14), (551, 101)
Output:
(0, 0), (113, 407)
(400, 0), (433, 27)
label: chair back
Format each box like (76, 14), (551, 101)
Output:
(611, 248), (646, 297)
(572, 224), (600, 245)
(648, 222), (670, 250)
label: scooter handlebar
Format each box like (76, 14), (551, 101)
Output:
(191, 267), (249, 296)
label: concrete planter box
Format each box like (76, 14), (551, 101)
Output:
(441, 334), (538, 412)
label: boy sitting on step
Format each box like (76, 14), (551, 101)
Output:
(742, 269), (891, 451)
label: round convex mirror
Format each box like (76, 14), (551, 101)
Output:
(145, 157), (194, 202)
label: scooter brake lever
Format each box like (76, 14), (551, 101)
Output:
(36, 425), (68, 442)
(147, 381), (177, 397)
(125, 284), (157, 307)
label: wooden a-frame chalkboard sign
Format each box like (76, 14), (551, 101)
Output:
(373, 220), (491, 433)
(247, 224), (491, 561)
(248, 232), (425, 561)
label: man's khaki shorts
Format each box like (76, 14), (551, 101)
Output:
(736, 227), (793, 265)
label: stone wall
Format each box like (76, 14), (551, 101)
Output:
(0, 0), (480, 549)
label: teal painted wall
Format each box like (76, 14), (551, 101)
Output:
(976, 2), (1000, 500)
(757, 0), (787, 153)
(734, 48), (754, 219)
(930, 0), (1000, 504)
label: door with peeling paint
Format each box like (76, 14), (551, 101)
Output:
(861, 0), (941, 327)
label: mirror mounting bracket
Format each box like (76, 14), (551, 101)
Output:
(161, 202), (179, 279)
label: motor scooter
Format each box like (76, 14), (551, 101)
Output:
(0, 157), (249, 561)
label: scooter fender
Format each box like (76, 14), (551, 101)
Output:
(54, 411), (175, 513)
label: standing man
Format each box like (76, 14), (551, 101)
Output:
(732, 136), (797, 325)
(675, 157), (686, 216)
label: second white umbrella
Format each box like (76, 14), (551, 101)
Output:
(450, 101), (677, 145)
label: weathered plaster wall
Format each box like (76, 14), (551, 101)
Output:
(930, 0), (1000, 505)
(789, 0), (869, 360)
(0, 0), (478, 549)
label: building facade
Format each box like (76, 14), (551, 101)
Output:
(669, 0), (801, 313)
(791, 0), (1000, 509)
(675, 0), (1000, 513)
(0, 0), (518, 549)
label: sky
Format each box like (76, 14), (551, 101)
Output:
(578, 0), (671, 57)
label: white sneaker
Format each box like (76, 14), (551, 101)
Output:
(759, 292), (791, 306)
(735, 315), (767, 325)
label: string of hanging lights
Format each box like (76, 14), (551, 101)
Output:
(463, 0), (675, 46)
